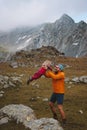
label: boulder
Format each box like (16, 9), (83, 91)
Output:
(0, 104), (64, 130)
(25, 118), (63, 130)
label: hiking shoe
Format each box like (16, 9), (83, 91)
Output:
(53, 114), (58, 120)
(27, 79), (30, 85)
(27, 77), (31, 85)
(62, 119), (67, 124)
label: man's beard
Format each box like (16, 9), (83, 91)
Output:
(54, 70), (58, 74)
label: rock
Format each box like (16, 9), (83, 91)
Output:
(25, 118), (63, 130)
(10, 76), (22, 86)
(0, 117), (9, 125)
(8, 81), (16, 87)
(4, 76), (9, 81)
(69, 81), (73, 84)
(0, 104), (64, 130)
(9, 62), (18, 68)
(0, 91), (4, 94)
(67, 86), (72, 89)
(0, 104), (36, 124)
(72, 76), (87, 84)
(79, 76), (87, 83)
(35, 84), (39, 88)
(0, 91), (4, 97)
(65, 77), (70, 82)
(78, 110), (83, 114)
(3, 84), (10, 89)
(72, 77), (79, 83)
(0, 94), (3, 97)
(65, 76), (87, 84)
(29, 97), (37, 102)
(43, 98), (49, 102)
(0, 75), (22, 90)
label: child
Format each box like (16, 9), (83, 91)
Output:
(27, 60), (52, 85)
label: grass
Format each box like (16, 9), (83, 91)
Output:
(0, 56), (87, 130)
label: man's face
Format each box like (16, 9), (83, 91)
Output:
(54, 66), (60, 74)
(55, 66), (60, 71)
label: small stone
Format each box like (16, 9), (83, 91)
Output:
(78, 110), (83, 114)
(0, 94), (3, 97)
(43, 98), (48, 102)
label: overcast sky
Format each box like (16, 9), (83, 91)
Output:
(0, 0), (87, 31)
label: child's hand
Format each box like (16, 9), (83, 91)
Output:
(48, 66), (52, 71)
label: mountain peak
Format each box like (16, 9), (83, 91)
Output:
(54, 14), (75, 26)
(60, 14), (71, 19)
(58, 14), (75, 24)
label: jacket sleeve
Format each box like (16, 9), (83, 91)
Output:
(44, 70), (52, 78)
(45, 71), (64, 79)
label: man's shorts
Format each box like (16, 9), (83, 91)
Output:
(50, 93), (64, 104)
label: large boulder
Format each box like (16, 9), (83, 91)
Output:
(25, 118), (63, 130)
(0, 104), (64, 130)
(0, 104), (36, 124)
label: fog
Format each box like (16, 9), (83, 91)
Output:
(0, 0), (87, 31)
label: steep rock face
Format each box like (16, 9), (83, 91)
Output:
(0, 14), (87, 57)
(63, 21), (87, 57)
(26, 14), (75, 52)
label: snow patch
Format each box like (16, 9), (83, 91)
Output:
(22, 35), (27, 39)
(18, 35), (27, 40)
(72, 43), (79, 46)
(17, 38), (32, 50)
(16, 35), (27, 44)
(25, 38), (31, 43)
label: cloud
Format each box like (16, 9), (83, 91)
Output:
(0, 0), (87, 31)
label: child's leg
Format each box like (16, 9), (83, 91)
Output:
(27, 67), (46, 85)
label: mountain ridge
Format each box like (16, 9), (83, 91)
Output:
(0, 14), (87, 57)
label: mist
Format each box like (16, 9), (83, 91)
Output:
(0, 0), (87, 31)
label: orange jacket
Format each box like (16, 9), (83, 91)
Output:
(45, 71), (65, 93)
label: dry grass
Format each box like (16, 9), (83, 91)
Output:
(0, 56), (87, 130)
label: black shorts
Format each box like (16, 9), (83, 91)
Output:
(50, 93), (64, 104)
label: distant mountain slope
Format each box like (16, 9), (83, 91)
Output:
(0, 14), (87, 57)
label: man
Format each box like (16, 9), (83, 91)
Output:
(45, 64), (66, 124)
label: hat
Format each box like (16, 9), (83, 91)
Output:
(55, 64), (64, 71)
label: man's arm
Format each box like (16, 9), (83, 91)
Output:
(45, 71), (64, 79)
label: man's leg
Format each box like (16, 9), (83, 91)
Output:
(58, 104), (66, 124)
(49, 101), (58, 120)
(57, 94), (66, 124)
(49, 93), (59, 120)
(58, 104), (66, 120)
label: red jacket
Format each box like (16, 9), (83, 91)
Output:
(32, 67), (46, 80)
